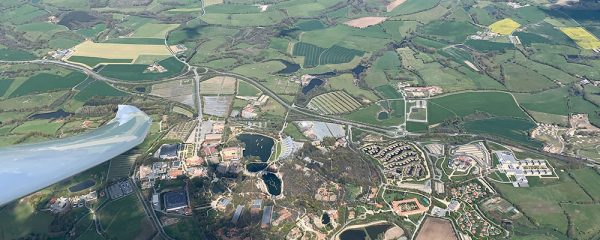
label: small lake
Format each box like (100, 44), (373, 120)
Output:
(262, 172), (282, 196)
(351, 64), (367, 78)
(68, 179), (95, 193)
(246, 162), (268, 173)
(237, 134), (274, 162)
(30, 109), (72, 120)
(339, 223), (393, 240)
(321, 212), (331, 225)
(276, 60), (300, 74)
(377, 111), (389, 120)
(302, 78), (324, 94)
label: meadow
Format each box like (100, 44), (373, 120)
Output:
(237, 81), (261, 97)
(462, 117), (542, 148)
(494, 172), (591, 235)
(9, 72), (86, 97)
(97, 57), (185, 81)
(427, 91), (530, 125)
(74, 81), (127, 102)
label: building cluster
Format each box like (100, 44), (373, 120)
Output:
(216, 146), (244, 175)
(139, 143), (207, 189)
(452, 142), (490, 167)
(402, 86), (443, 98)
(469, 31), (500, 40)
(449, 182), (488, 204)
(363, 142), (427, 181)
(314, 183), (339, 202)
(49, 191), (98, 213)
(456, 208), (501, 238)
(295, 121), (346, 144)
(495, 151), (553, 188)
(448, 155), (476, 172)
(232, 95), (270, 119)
(48, 48), (73, 60)
(146, 62), (167, 73)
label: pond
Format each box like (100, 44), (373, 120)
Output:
(321, 212), (331, 225)
(29, 109), (72, 120)
(262, 172), (282, 196)
(246, 162), (268, 173)
(236, 134), (274, 162)
(276, 59), (300, 74)
(377, 111), (389, 120)
(68, 179), (95, 193)
(351, 64), (367, 78)
(302, 78), (324, 95)
(339, 223), (393, 240)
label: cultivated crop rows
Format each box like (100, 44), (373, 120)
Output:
(307, 91), (361, 114)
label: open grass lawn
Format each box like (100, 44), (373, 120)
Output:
(421, 20), (479, 42)
(74, 81), (127, 102)
(237, 80), (261, 97)
(375, 85), (402, 99)
(495, 172), (591, 235)
(343, 103), (403, 126)
(200, 11), (286, 26)
(98, 195), (151, 239)
(0, 91), (68, 111)
(0, 79), (14, 97)
(68, 56), (132, 68)
(386, 0), (439, 16)
(0, 201), (54, 239)
(462, 117), (542, 148)
(97, 57), (185, 81)
(465, 40), (514, 52)
(563, 204), (600, 239)
(514, 87), (569, 116)
(0, 48), (36, 61)
(568, 168), (600, 201)
(428, 91), (530, 125)
(9, 72), (86, 97)
(284, 122), (307, 140)
(328, 74), (379, 101)
(12, 120), (62, 135)
(130, 23), (179, 39)
(503, 63), (557, 92)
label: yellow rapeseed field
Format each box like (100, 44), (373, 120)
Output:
(560, 27), (600, 49)
(489, 18), (521, 35)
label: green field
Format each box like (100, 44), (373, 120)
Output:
(308, 91), (362, 114)
(421, 21), (479, 43)
(12, 119), (63, 135)
(74, 81), (127, 102)
(462, 117), (541, 148)
(343, 101), (404, 126)
(102, 38), (166, 45)
(292, 42), (363, 68)
(97, 57), (185, 81)
(428, 92), (530, 125)
(9, 72), (87, 97)
(0, 48), (36, 61)
(328, 74), (379, 101)
(97, 195), (152, 239)
(237, 81), (261, 97)
(495, 172), (592, 235)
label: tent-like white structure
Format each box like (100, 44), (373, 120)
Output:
(0, 105), (151, 206)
